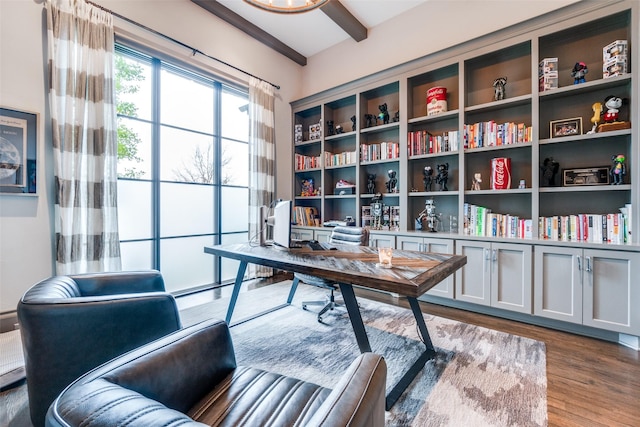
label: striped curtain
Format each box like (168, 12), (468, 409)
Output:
(46, 0), (121, 275)
(248, 77), (275, 278)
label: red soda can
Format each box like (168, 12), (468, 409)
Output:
(491, 157), (511, 189)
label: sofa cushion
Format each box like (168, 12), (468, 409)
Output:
(188, 366), (332, 426)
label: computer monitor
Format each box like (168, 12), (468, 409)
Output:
(272, 200), (293, 249)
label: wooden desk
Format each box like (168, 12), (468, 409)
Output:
(204, 242), (466, 409)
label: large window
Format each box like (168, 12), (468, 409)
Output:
(115, 45), (249, 293)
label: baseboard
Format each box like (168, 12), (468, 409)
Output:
(618, 334), (640, 351)
(0, 311), (19, 333)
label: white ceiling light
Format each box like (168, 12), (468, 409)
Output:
(243, 0), (330, 14)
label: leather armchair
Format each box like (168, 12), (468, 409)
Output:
(45, 318), (387, 427)
(17, 270), (182, 427)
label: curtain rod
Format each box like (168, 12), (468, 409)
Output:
(85, 0), (280, 90)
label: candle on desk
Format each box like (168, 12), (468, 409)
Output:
(378, 247), (393, 268)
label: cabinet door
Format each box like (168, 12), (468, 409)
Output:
(291, 228), (314, 241)
(534, 246), (582, 324)
(490, 243), (532, 314)
(369, 233), (396, 248)
(397, 236), (422, 251)
(583, 250), (640, 335)
(455, 240), (491, 306)
(424, 238), (455, 299)
(314, 229), (332, 243)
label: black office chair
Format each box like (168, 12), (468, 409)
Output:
(289, 226), (369, 322)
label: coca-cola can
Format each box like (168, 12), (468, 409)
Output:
(491, 157), (511, 189)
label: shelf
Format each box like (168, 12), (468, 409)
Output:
(464, 143), (531, 153)
(360, 158), (400, 166)
(325, 163), (356, 170)
(325, 194), (357, 199)
(294, 168), (321, 173)
(539, 184), (631, 193)
(409, 191), (459, 197)
(409, 151), (458, 160)
(539, 74), (631, 101)
(465, 94), (532, 113)
(360, 122), (399, 134)
(408, 110), (459, 125)
(464, 188), (533, 196)
(294, 140), (321, 147)
(539, 128), (631, 145)
(325, 130), (357, 141)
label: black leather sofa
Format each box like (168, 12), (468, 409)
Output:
(45, 318), (387, 427)
(17, 271), (182, 427)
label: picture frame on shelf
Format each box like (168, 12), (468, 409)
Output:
(550, 117), (582, 138)
(0, 107), (38, 195)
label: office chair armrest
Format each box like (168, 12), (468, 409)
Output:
(307, 353), (387, 427)
(72, 270), (166, 296)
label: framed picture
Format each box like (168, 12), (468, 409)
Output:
(0, 107), (38, 195)
(550, 117), (582, 138)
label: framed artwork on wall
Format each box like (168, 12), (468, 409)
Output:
(0, 107), (38, 195)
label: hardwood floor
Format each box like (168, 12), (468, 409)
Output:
(354, 284), (640, 427)
(3, 273), (638, 426)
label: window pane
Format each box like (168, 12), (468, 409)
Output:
(117, 118), (152, 179)
(117, 180), (153, 240)
(120, 241), (153, 271)
(160, 126), (215, 183)
(160, 67), (214, 134)
(115, 53), (153, 121)
(222, 89), (249, 141)
(221, 232), (248, 282)
(222, 139), (248, 186)
(161, 236), (214, 293)
(222, 187), (248, 233)
(160, 182), (215, 237)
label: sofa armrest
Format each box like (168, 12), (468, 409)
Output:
(72, 270), (165, 295)
(307, 353), (387, 427)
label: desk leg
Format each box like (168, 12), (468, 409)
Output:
(226, 261), (248, 325)
(338, 283), (372, 353)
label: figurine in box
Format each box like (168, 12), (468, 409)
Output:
(423, 166), (433, 191)
(435, 163), (449, 191)
(367, 173), (376, 194)
(385, 169), (397, 193)
(378, 103), (390, 125)
(540, 157), (559, 187)
(351, 115), (356, 131)
(610, 154), (626, 185)
(571, 62), (588, 84)
(493, 77), (507, 101)
(300, 178), (315, 196)
(471, 173), (482, 191)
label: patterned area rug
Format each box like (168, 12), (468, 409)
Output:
(182, 283), (547, 426)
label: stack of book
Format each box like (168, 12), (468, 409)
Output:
(360, 142), (399, 162)
(538, 208), (631, 244)
(293, 206), (320, 226)
(463, 121), (532, 149)
(407, 130), (459, 156)
(295, 153), (321, 170)
(463, 203), (532, 239)
(324, 150), (357, 167)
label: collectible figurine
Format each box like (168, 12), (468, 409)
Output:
(493, 77), (507, 101)
(602, 95), (623, 123)
(471, 173), (482, 191)
(587, 102), (603, 133)
(300, 178), (315, 196)
(326, 120), (334, 136)
(351, 115), (356, 131)
(385, 169), (398, 193)
(423, 166), (433, 191)
(610, 154), (626, 185)
(540, 157), (559, 187)
(367, 173), (376, 194)
(365, 114), (376, 128)
(415, 199), (441, 232)
(435, 163), (449, 191)
(378, 103), (390, 125)
(335, 124), (344, 134)
(571, 61), (588, 84)
(393, 111), (400, 122)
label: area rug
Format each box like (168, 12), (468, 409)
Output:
(182, 282), (547, 426)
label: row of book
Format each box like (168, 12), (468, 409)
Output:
(295, 153), (321, 171)
(293, 206), (320, 227)
(407, 130), (460, 156)
(463, 121), (533, 149)
(538, 211), (631, 244)
(324, 150), (357, 167)
(463, 203), (533, 239)
(360, 142), (400, 162)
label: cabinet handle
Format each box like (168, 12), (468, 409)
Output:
(586, 256), (592, 273)
(577, 255), (582, 271)
(492, 249), (497, 262)
(484, 248), (490, 272)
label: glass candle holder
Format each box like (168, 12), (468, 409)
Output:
(378, 247), (393, 268)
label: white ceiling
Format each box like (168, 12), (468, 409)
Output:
(215, 0), (428, 57)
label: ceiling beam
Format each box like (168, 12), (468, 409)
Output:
(191, 0), (308, 66)
(321, 0), (367, 42)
